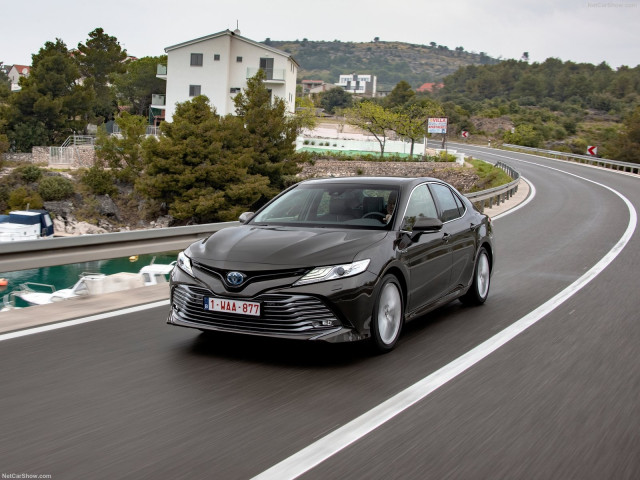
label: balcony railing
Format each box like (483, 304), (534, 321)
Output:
(246, 67), (286, 82)
(151, 94), (166, 106)
(156, 64), (167, 76)
(113, 125), (161, 136)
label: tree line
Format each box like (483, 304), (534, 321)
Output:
(437, 58), (640, 109)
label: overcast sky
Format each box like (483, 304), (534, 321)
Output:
(2, 0), (638, 69)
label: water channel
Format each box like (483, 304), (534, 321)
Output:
(1, 251), (178, 309)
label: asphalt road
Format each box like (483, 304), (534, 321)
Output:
(1, 147), (639, 480)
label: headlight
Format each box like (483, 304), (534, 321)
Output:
(293, 259), (370, 286)
(177, 251), (194, 277)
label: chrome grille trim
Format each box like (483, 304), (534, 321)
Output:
(171, 285), (340, 335)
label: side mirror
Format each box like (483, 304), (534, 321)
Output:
(409, 217), (443, 242)
(412, 217), (443, 232)
(396, 217), (444, 249)
(239, 212), (254, 224)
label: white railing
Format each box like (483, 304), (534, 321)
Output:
(246, 67), (286, 81)
(112, 125), (160, 136)
(61, 135), (95, 148)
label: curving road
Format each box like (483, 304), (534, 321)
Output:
(1, 147), (639, 479)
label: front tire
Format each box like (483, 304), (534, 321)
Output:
(371, 275), (404, 353)
(460, 247), (491, 305)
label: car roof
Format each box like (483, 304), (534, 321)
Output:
(299, 176), (442, 188)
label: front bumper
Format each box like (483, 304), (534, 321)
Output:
(168, 267), (379, 343)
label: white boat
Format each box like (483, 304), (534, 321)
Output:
(14, 260), (176, 306)
(0, 210), (54, 242)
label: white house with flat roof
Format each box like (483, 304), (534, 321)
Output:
(337, 74), (377, 96)
(154, 29), (298, 122)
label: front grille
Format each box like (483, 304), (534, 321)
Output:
(171, 285), (340, 335)
(192, 262), (308, 291)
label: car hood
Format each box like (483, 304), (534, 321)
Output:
(188, 225), (388, 268)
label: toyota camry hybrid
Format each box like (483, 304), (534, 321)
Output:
(168, 176), (494, 352)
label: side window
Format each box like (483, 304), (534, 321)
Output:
(401, 184), (438, 230)
(190, 53), (203, 66)
(430, 183), (463, 222)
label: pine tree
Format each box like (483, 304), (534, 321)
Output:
(5, 39), (94, 150)
(233, 69), (301, 192)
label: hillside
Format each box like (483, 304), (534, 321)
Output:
(265, 39), (499, 90)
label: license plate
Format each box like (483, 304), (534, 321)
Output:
(204, 297), (261, 316)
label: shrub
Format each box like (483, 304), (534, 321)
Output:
(81, 166), (117, 195)
(436, 152), (457, 162)
(8, 186), (44, 210)
(16, 165), (43, 183)
(38, 176), (75, 201)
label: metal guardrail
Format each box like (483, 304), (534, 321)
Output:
(0, 162), (521, 272)
(465, 162), (521, 212)
(502, 144), (640, 175)
(0, 222), (238, 272)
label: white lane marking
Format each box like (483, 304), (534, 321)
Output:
(491, 176), (536, 220)
(0, 300), (169, 342)
(252, 167), (637, 480)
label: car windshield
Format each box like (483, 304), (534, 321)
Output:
(250, 184), (400, 229)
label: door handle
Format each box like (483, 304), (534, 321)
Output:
(442, 232), (451, 243)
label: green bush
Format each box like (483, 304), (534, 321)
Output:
(16, 165), (43, 183)
(435, 152), (457, 162)
(81, 166), (117, 195)
(38, 176), (75, 201)
(503, 124), (543, 148)
(8, 186), (44, 210)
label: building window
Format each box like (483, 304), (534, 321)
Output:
(214, 54), (220, 61)
(236, 56), (243, 63)
(259, 57), (274, 80)
(189, 85), (201, 97)
(190, 53), (203, 66)
(230, 88), (241, 94)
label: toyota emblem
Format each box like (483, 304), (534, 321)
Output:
(226, 271), (246, 286)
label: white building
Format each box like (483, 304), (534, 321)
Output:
(155, 29), (298, 122)
(337, 74), (377, 96)
(7, 64), (30, 92)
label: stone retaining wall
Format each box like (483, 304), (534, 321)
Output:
(2, 146), (97, 168)
(298, 159), (481, 192)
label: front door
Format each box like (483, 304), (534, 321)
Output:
(398, 184), (452, 312)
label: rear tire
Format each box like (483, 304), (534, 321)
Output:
(370, 275), (404, 353)
(460, 247), (490, 306)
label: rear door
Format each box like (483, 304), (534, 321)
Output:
(429, 183), (476, 290)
